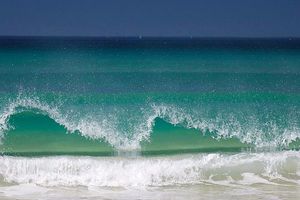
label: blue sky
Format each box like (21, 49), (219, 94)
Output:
(0, 0), (299, 37)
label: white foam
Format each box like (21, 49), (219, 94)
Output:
(0, 152), (299, 187)
(0, 184), (49, 197)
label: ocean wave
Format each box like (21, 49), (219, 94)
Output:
(0, 94), (300, 152)
(0, 94), (135, 150)
(0, 151), (299, 187)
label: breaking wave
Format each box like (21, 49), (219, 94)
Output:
(0, 94), (299, 153)
(0, 151), (299, 187)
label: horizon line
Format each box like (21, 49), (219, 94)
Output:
(0, 35), (299, 39)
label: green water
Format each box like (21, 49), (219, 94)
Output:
(0, 37), (300, 154)
(0, 38), (300, 200)
(2, 112), (113, 156)
(2, 111), (254, 156)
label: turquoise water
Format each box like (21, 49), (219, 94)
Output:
(0, 37), (299, 199)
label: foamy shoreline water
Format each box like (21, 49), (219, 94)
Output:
(0, 151), (299, 200)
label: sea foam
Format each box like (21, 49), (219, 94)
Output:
(0, 151), (299, 187)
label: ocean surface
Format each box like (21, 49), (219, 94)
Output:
(0, 37), (299, 199)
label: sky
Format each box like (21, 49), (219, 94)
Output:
(0, 0), (299, 37)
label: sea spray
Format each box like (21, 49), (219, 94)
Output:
(0, 92), (300, 154)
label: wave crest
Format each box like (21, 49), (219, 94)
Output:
(0, 95), (134, 150)
(0, 94), (300, 151)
